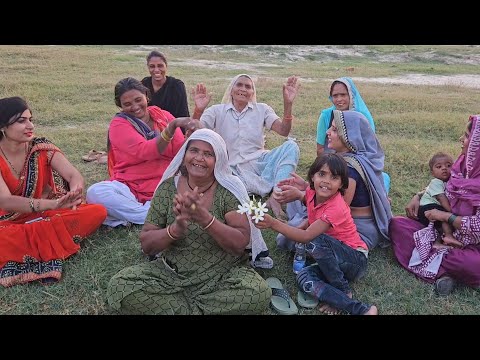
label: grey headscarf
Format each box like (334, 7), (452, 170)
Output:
(333, 110), (392, 243)
(156, 129), (269, 260)
(221, 74), (257, 104)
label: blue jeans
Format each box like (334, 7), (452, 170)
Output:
(296, 234), (371, 315)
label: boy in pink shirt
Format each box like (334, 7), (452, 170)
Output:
(255, 153), (377, 315)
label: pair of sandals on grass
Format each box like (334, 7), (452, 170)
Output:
(82, 149), (107, 164)
(266, 277), (319, 315)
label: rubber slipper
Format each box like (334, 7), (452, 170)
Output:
(266, 277), (298, 315)
(93, 154), (108, 164)
(297, 290), (319, 309)
(82, 150), (106, 162)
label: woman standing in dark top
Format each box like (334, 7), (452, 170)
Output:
(142, 51), (200, 120)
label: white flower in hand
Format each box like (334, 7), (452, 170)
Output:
(237, 197), (269, 224)
(237, 203), (251, 215)
(251, 212), (265, 224)
(255, 201), (268, 217)
(237, 197), (257, 215)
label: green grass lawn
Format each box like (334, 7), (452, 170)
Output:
(1, 45), (480, 315)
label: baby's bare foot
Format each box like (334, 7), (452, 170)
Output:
(433, 241), (450, 250)
(363, 305), (378, 315)
(442, 235), (463, 248)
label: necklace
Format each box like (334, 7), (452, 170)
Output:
(187, 178), (216, 197)
(0, 143), (27, 179)
(229, 108), (248, 121)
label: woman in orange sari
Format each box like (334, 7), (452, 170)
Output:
(0, 97), (107, 287)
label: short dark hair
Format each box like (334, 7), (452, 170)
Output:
(146, 50), (167, 65)
(428, 152), (453, 170)
(0, 97), (30, 139)
(307, 153), (349, 195)
(114, 77), (151, 107)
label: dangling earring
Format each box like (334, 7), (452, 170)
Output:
(1, 129), (5, 139)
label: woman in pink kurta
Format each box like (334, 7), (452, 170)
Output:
(86, 77), (199, 227)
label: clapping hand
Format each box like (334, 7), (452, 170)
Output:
(173, 187), (207, 226)
(56, 187), (83, 210)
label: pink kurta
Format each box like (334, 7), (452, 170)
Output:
(108, 107), (184, 203)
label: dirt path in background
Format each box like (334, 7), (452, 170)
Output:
(134, 45), (480, 89)
(352, 74), (480, 89)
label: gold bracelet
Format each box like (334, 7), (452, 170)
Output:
(29, 198), (35, 212)
(163, 126), (173, 139)
(160, 130), (172, 143)
(35, 199), (40, 212)
(166, 225), (179, 240)
(202, 215), (215, 231)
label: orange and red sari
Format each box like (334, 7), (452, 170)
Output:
(0, 137), (107, 287)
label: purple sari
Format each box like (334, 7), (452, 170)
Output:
(390, 115), (480, 287)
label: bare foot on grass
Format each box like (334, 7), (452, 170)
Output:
(363, 305), (378, 315)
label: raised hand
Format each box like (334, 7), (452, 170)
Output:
(192, 83), (212, 112)
(276, 172), (308, 191)
(283, 75), (300, 104)
(272, 185), (304, 204)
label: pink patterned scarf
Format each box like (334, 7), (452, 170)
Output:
(446, 115), (480, 216)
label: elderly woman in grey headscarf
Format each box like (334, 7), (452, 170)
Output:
(106, 129), (272, 315)
(196, 74), (301, 221)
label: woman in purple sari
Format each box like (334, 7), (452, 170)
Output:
(390, 115), (480, 296)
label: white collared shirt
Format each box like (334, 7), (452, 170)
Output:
(200, 102), (279, 167)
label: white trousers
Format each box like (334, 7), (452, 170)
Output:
(86, 180), (151, 227)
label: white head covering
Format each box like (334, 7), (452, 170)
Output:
(221, 74), (257, 104)
(156, 128), (269, 261)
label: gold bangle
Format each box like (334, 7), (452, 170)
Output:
(163, 126), (172, 139)
(166, 225), (179, 240)
(160, 130), (171, 143)
(201, 216), (215, 231)
(29, 198), (35, 212)
(35, 199), (40, 212)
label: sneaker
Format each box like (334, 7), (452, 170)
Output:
(251, 256), (274, 269)
(435, 276), (455, 296)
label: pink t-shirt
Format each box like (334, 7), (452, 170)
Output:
(306, 188), (367, 251)
(108, 108), (184, 203)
